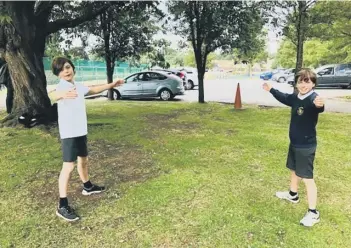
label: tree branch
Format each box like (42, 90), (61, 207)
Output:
(46, 3), (112, 35)
(34, 1), (57, 27)
(188, 3), (197, 51)
(303, 0), (316, 12)
(34, 1), (56, 16)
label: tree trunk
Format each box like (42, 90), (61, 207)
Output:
(294, 0), (307, 91)
(198, 71), (205, 103)
(194, 48), (205, 103)
(106, 60), (114, 100)
(1, 3), (52, 127)
(101, 12), (114, 100)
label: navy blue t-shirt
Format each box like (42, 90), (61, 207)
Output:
(270, 88), (324, 148)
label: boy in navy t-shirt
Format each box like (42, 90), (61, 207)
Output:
(263, 68), (324, 227)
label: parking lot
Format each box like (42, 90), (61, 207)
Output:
(1, 77), (351, 113)
(179, 78), (351, 113)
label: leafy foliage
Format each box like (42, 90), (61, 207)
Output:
(86, 2), (161, 64)
(273, 1), (351, 69)
(168, 1), (266, 102)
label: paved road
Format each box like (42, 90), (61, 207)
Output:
(179, 78), (351, 113)
(1, 78), (351, 113)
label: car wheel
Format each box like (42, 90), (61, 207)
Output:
(113, 90), (121, 100)
(186, 80), (194, 90)
(159, 89), (173, 101)
(278, 77), (285, 83)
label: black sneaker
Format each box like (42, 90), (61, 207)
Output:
(82, 184), (106, 196)
(56, 205), (80, 222)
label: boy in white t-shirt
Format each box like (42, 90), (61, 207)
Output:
(51, 57), (124, 221)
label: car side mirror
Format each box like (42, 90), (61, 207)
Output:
(317, 71), (325, 76)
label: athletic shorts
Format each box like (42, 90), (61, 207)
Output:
(61, 135), (88, 162)
(286, 144), (316, 179)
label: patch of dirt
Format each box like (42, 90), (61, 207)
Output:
(258, 105), (278, 109)
(88, 123), (114, 128)
(27, 139), (160, 207)
(225, 129), (238, 136)
(142, 112), (200, 136)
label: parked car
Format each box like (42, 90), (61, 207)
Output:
(150, 68), (187, 89)
(287, 63), (351, 89)
(86, 71), (185, 101)
(260, 68), (285, 80)
(272, 68), (296, 83)
(178, 67), (199, 90)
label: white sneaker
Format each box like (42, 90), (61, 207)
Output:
(300, 211), (320, 227)
(275, 191), (300, 203)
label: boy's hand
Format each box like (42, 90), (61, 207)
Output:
(110, 79), (125, 88)
(58, 88), (78, 99)
(313, 96), (324, 108)
(262, 82), (272, 92)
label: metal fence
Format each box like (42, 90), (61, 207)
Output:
(43, 58), (148, 85)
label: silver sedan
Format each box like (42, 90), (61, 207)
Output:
(88, 71), (185, 101)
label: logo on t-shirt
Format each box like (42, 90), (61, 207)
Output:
(297, 107), (304, 115)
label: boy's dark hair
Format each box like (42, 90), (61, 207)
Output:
(295, 68), (318, 86)
(51, 57), (75, 76)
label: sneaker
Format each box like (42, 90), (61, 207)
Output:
(275, 191), (300, 203)
(300, 210), (320, 227)
(82, 184), (106, 196)
(56, 205), (80, 222)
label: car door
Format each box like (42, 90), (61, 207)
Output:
(317, 67), (335, 86)
(119, 73), (143, 97)
(347, 64), (351, 84)
(334, 64), (350, 87)
(142, 72), (166, 96)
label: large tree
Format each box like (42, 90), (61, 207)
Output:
(272, 1), (316, 77)
(273, 1), (351, 69)
(0, 1), (115, 126)
(84, 2), (161, 100)
(168, 1), (265, 103)
(309, 0), (351, 62)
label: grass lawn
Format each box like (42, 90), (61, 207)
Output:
(339, 96), (351, 101)
(1, 101), (351, 247)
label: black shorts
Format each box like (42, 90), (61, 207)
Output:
(286, 144), (316, 179)
(61, 135), (88, 162)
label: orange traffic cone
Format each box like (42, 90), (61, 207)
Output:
(234, 83), (242, 109)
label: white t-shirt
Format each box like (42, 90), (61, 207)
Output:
(56, 79), (90, 139)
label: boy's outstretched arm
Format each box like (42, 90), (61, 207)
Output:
(313, 95), (325, 113)
(49, 88), (78, 102)
(262, 82), (294, 107)
(86, 79), (124, 96)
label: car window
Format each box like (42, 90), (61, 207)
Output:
(322, 67), (334, 75)
(150, 72), (167, 80)
(336, 64), (348, 72)
(125, 74), (140, 83)
(141, 73), (152, 81)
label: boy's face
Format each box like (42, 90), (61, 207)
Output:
(296, 77), (315, 95)
(58, 62), (75, 82)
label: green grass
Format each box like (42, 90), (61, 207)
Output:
(339, 96), (351, 101)
(1, 101), (351, 248)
